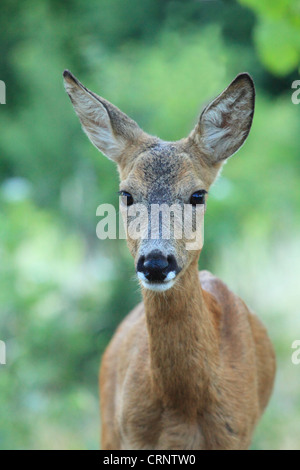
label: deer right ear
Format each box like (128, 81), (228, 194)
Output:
(63, 70), (144, 163)
(190, 73), (255, 164)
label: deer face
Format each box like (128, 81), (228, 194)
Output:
(64, 71), (255, 292)
(117, 141), (210, 291)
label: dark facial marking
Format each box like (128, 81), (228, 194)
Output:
(139, 143), (184, 205)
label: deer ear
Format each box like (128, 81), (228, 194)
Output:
(190, 73), (255, 163)
(63, 70), (144, 163)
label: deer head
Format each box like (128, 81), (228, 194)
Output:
(63, 70), (255, 292)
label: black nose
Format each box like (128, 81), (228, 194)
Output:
(137, 250), (178, 283)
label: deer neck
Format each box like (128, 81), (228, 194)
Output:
(142, 259), (220, 418)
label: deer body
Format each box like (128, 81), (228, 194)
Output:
(64, 71), (276, 450)
(100, 268), (275, 450)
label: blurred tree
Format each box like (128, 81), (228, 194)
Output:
(238, 0), (300, 75)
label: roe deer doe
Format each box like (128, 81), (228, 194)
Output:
(63, 70), (276, 450)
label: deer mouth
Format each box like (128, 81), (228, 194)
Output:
(136, 251), (180, 292)
(137, 270), (177, 292)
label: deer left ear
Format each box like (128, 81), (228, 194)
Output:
(190, 73), (255, 163)
(63, 70), (144, 163)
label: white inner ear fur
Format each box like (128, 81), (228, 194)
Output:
(64, 80), (126, 161)
(197, 82), (253, 162)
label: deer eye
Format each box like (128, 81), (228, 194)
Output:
(119, 191), (134, 206)
(190, 190), (206, 206)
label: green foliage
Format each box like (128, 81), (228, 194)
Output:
(0, 0), (299, 450)
(238, 0), (300, 75)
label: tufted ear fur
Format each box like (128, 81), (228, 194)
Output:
(63, 70), (144, 162)
(189, 73), (255, 163)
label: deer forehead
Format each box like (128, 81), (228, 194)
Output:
(119, 141), (208, 201)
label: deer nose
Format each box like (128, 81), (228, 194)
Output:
(137, 250), (178, 283)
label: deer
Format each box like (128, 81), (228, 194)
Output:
(63, 70), (276, 450)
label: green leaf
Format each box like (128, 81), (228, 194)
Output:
(254, 19), (300, 75)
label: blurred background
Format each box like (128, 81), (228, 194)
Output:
(0, 0), (299, 450)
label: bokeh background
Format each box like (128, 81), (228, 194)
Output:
(0, 0), (299, 450)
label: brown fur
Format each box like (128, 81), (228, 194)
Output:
(99, 267), (275, 450)
(63, 71), (276, 450)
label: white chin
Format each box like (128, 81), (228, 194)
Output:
(141, 280), (175, 292)
(139, 278), (176, 292)
(137, 271), (177, 292)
